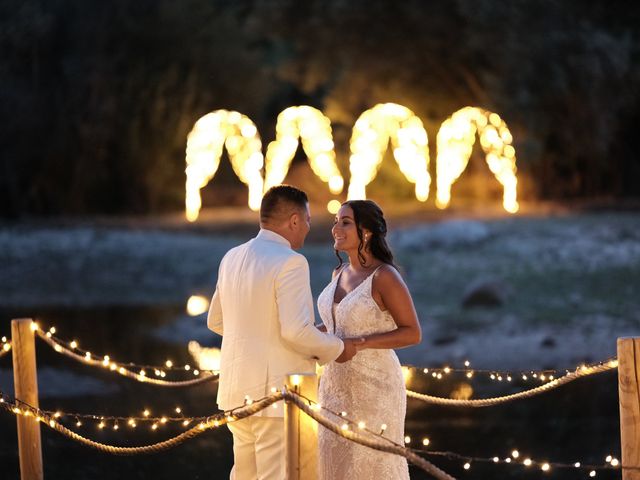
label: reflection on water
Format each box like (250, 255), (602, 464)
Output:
(0, 305), (620, 479)
(188, 341), (221, 372)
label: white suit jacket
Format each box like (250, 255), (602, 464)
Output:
(207, 229), (344, 417)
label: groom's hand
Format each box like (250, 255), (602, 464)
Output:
(335, 338), (364, 363)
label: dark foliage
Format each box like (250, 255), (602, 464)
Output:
(1, 0), (639, 217)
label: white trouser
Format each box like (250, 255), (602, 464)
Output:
(227, 416), (284, 480)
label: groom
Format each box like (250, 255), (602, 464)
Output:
(207, 185), (358, 479)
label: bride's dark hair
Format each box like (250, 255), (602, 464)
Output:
(335, 200), (398, 270)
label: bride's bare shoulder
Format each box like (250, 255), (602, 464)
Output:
(372, 264), (406, 290)
(331, 263), (347, 280)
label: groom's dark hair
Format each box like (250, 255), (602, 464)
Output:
(260, 185), (308, 224)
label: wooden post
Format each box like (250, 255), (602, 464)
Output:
(285, 373), (318, 480)
(618, 337), (640, 479)
(12, 319), (43, 480)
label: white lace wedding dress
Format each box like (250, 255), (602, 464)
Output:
(317, 266), (409, 479)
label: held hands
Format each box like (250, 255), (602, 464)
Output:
(335, 337), (366, 363)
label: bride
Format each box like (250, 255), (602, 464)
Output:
(316, 200), (422, 479)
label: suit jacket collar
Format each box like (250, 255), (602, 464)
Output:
(256, 228), (291, 248)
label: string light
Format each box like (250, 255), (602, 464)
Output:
(412, 446), (625, 475)
(6, 322), (624, 477)
(31, 325), (219, 387)
(436, 106), (518, 213)
(185, 110), (264, 220)
(405, 358), (616, 385)
(263, 106), (344, 201)
(291, 390), (625, 478)
(347, 103), (430, 202)
(0, 390), (220, 432)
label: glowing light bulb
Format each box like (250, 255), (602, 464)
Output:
(186, 296), (209, 316)
(327, 200), (341, 215)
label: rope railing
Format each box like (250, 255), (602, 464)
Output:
(407, 359), (617, 407)
(26, 324), (619, 403)
(0, 388), (455, 479)
(2, 385), (630, 478)
(3, 320), (635, 479)
(16, 326), (625, 405)
(35, 329), (218, 387)
(1, 390), (283, 455)
(26, 324), (605, 384)
(285, 388), (456, 480)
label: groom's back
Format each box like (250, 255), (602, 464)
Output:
(215, 232), (315, 412)
(218, 237), (294, 335)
